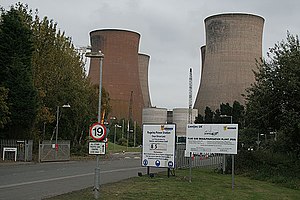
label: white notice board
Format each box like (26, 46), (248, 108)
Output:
(142, 124), (176, 168)
(89, 142), (106, 155)
(186, 124), (238, 155)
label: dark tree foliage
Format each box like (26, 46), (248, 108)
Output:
(195, 101), (244, 127)
(0, 87), (10, 129)
(245, 32), (300, 156)
(204, 106), (213, 123)
(0, 4), (38, 138)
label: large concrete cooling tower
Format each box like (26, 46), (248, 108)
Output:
(194, 13), (264, 114)
(138, 53), (152, 108)
(88, 29), (144, 124)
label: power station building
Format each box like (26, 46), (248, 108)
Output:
(88, 29), (151, 124)
(194, 13), (264, 114)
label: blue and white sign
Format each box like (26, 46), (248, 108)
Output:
(143, 159), (148, 166)
(142, 124), (176, 168)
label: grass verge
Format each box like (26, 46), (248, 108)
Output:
(45, 168), (300, 200)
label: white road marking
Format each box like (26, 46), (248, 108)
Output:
(0, 166), (143, 189)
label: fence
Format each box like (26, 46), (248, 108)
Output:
(39, 140), (70, 162)
(0, 139), (33, 161)
(176, 143), (223, 169)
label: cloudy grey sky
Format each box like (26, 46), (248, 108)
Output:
(2, 0), (300, 109)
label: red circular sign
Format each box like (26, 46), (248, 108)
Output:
(89, 122), (107, 141)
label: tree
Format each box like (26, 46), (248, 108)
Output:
(0, 4), (38, 138)
(0, 87), (10, 130)
(204, 107), (213, 123)
(245, 32), (300, 155)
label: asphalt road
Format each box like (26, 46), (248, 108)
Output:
(0, 153), (155, 200)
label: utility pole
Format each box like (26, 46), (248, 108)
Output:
(127, 91), (133, 147)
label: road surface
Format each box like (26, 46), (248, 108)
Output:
(0, 153), (158, 200)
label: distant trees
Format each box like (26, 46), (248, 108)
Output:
(195, 101), (245, 127)
(0, 3), (110, 145)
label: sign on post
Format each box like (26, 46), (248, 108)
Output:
(89, 122), (107, 141)
(142, 124), (176, 168)
(89, 142), (106, 155)
(186, 124), (238, 155)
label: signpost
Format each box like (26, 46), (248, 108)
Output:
(89, 122), (107, 199)
(142, 124), (176, 173)
(186, 124), (238, 188)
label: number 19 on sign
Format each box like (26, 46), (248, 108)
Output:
(90, 122), (107, 141)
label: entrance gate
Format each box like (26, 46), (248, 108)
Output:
(39, 140), (70, 162)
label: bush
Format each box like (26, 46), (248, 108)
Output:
(234, 149), (300, 189)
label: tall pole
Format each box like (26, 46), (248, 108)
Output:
(86, 51), (104, 199)
(134, 121), (136, 147)
(114, 125), (116, 151)
(127, 120), (129, 150)
(188, 68), (193, 124)
(55, 106), (59, 159)
(220, 114), (233, 174)
(55, 106), (59, 146)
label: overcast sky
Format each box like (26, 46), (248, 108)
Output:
(2, 0), (300, 109)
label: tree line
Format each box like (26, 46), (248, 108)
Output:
(0, 3), (110, 147)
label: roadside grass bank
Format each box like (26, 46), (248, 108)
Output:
(70, 143), (141, 160)
(45, 168), (300, 200)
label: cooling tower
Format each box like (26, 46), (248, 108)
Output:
(194, 13), (264, 114)
(142, 108), (167, 124)
(138, 53), (152, 108)
(88, 29), (144, 124)
(172, 108), (198, 137)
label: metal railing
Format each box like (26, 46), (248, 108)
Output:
(0, 139), (33, 161)
(39, 140), (70, 162)
(176, 143), (223, 169)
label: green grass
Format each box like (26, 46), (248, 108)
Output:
(45, 168), (300, 200)
(106, 142), (141, 153)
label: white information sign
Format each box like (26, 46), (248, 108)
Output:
(89, 142), (106, 155)
(142, 124), (176, 168)
(186, 124), (238, 155)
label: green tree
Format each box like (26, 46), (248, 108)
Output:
(245, 32), (300, 155)
(30, 14), (110, 145)
(0, 87), (10, 130)
(204, 106), (213, 123)
(0, 4), (38, 138)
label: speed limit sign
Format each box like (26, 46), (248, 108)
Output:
(89, 122), (107, 141)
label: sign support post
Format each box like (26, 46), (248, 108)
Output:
(142, 124), (176, 176)
(86, 51), (104, 199)
(186, 124), (238, 189)
(232, 154), (235, 190)
(189, 152), (192, 183)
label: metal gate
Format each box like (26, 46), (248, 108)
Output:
(176, 143), (223, 169)
(0, 139), (33, 161)
(39, 140), (70, 162)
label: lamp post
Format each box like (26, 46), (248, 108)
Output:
(114, 124), (122, 150)
(55, 104), (70, 157)
(85, 50), (104, 199)
(220, 114), (233, 124)
(220, 114), (233, 174)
